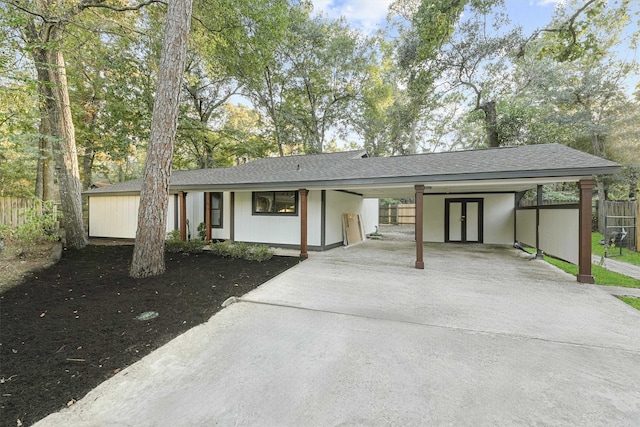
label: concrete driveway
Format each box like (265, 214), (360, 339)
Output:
(37, 240), (640, 426)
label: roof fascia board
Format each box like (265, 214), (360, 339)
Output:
(85, 191), (141, 197)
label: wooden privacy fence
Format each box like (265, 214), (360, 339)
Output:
(600, 200), (638, 252)
(0, 197), (59, 229)
(600, 200), (637, 218)
(0, 197), (36, 228)
(379, 203), (416, 225)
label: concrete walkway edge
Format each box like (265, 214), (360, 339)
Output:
(592, 254), (640, 281)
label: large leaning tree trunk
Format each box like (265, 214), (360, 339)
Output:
(130, 0), (194, 278)
(479, 100), (499, 148)
(24, 18), (88, 248)
(46, 45), (88, 249)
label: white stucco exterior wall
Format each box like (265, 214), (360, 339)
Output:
(362, 198), (379, 235)
(515, 209), (536, 248)
(516, 208), (579, 264)
(186, 192), (204, 240)
(325, 191), (377, 246)
(541, 209), (579, 264)
(233, 190), (322, 247)
(422, 193), (515, 244)
(423, 197), (445, 242)
(89, 195), (176, 239)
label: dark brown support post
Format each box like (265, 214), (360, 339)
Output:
(230, 192), (235, 241)
(415, 184), (425, 269)
(577, 179), (595, 283)
(299, 189), (309, 259)
(179, 191), (187, 241)
(535, 184), (543, 259)
(205, 192), (212, 241)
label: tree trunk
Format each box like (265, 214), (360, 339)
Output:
(480, 100), (499, 148)
(35, 121), (56, 201)
(45, 46), (88, 249)
(82, 145), (95, 191)
(33, 50), (56, 201)
(597, 180), (606, 235)
(130, 0), (194, 278)
(588, 122), (607, 235)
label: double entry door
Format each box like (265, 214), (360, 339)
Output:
(445, 198), (484, 243)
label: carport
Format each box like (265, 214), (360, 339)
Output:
(293, 144), (618, 284)
(337, 178), (596, 281)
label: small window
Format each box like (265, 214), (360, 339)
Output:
(211, 192), (223, 228)
(253, 191), (298, 216)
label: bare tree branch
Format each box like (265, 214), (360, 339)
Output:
(518, 0), (599, 58)
(5, 1), (60, 24)
(79, 0), (165, 13)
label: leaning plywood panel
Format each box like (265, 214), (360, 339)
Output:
(342, 213), (363, 246)
(327, 191), (367, 246)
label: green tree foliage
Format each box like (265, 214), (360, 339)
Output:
(174, 103), (276, 168)
(0, 18), (40, 197)
(170, 0), (290, 164)
(2, 0), (167, 249)
(175, 52), (241, 169)
(64, 10), (157, 188)
(432, 10), (523, 147)
(239, 4), (375, 155)
(284, 14), (374, 153)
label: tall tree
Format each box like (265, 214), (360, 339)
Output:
(130, 0), (193, 278)
(175, 52), (241, 169)
(435, 12), (522, 147)
(239, 5), (373, 155)
(21, 1), (87, 248)
(285, 14), (374, 153)
(5, 0), (160, 248)
(172, 0), (290, 161)
(236, 1), (307, 156)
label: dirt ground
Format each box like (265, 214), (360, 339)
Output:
(0, 241), (61, 294)
(0, 244), (300, 427)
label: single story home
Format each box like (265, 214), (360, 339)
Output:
(85, 143), (620, 283)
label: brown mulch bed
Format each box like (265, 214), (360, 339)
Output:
(0, 245), (300, 427)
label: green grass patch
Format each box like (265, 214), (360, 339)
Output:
(524, 247), (640, 288)
(543, 255), (640, 288)
(592, 232), (640, 266)
(617, 296), (640, 311)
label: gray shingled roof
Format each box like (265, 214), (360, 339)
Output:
(86, 144), (619, 195)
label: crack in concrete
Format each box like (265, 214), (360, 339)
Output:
(237, 297), (640, 356)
